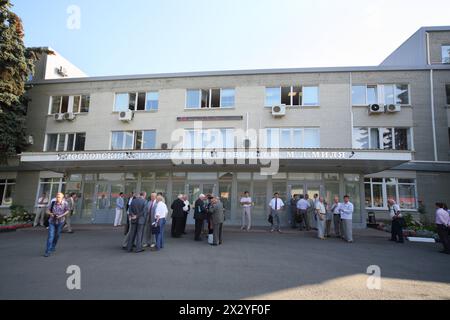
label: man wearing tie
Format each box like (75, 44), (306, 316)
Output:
(269, 192), (284, 233)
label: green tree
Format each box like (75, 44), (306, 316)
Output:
(0, 0), (51, 163)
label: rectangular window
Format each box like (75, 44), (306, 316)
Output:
(80, 95), (90, 113)
(394, 128), (410, 150)
(281, 87), (291, 105)
(46, 134), (58, 152)
(210, 89), (221, 108)
(303, 86), (319, 106)
(140, 130), (156, 150)
(37, 178), (66, 204)
(265, 87), (281, 106)
(364, 178), (417, 210)
(136, 92), (146, 111)
(352, 85), (366, 105)
(384, 85), (395, 105)
(0, 179), (16, 207)
(220, 89), (235, 107)
(51, 96), (62, 114)
(186, 89), (201, 109)
(114, 93), (129, 112)
(442, 45), (450, 64)
(353, 128), (369, 149)
(186, 88), (235, 109)
(45, 133), (86, 152)
(381, 128), (393, 150)
(61, 96), (69, 113)
(370, 128), (380, 149)
(367, 85), (378, 105)
(111, 131), (134, 150)
(183, 129), (234, 149)
(292, 86), (301, 106)
(265, 128), (319, 148)
(146, 91), (159, 111)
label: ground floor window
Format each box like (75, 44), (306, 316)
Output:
(0, 179), (16, 207)
(36, 178), (66, 204)
(364, 177), (416, 210)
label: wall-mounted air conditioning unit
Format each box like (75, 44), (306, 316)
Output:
(56, 66), (68, 77)
(271, 105), (286, 117)
(385, 104), (401, 113)
(368, 104), (384, 114)
(64, 112), (76, 121)
(54, 113), (65, 121)
(119, 110), (134, 121)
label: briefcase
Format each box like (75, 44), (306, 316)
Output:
(268, 214), (273, 224)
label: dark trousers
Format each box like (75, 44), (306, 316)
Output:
(194, 218), (203, 240)
(181, 214), (188, 233)
(299, 209), (309, 230)
(127, 223), (144, 252)
(436, 224), (450, 253)
(171, 217), (183, 237)
(391, 218), (404, 242)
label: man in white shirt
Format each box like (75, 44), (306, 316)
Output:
(388, 198), (404, 243)
(296, 195), (311, 231)
(240, 191), (252, 231)
(315, 197), (327, 240)
(154, 195), (168, 251)
(268, 193), (284, 233)
(305, 194), (316, 230)
(435, 202), (450, 254)
(34, 192), (49, 227)
(339, 195), (354, 243)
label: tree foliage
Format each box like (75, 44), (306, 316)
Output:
(0, 0), (52, 162)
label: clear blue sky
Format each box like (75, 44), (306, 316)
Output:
(12, 0), (450, 76)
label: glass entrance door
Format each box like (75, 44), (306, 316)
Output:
(93, 182), (124, 224)
(186, 182), (217, 225)
(287, 183), (305, 226)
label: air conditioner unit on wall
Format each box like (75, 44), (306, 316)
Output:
(64, 112), (76, 121)
(385, 104), (401, 113)
(368, 104), (384, 114)
(271, 105), (286, 117)
(54, 113), (65, 121)
(119, 110), (134, 121)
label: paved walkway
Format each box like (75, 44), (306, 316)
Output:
(0, 225), (449, 300)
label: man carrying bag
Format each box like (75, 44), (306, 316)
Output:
(388, 198), (404, 243)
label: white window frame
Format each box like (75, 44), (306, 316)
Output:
(265, 86), (319, 107)
(353, 127), (412, 150)
(145, 91), (159, 111)
(35, 178), (66, 206)
(352, 84), (411, 106)
(48, 95), (90, 114)
(110, 130), (157, 150)
(265, 127), (320, 149)
(364, 178), (418, 211)
(44, 133), (86, 152)
(182, 128), (234, 149)
(185, 88), (235, 109)
(0, 179), (16, 207)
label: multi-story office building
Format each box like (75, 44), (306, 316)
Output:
(1, 27), (449, 227)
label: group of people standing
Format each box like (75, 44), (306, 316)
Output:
(116, 192), (168, 253)
(239, 191), (354, 242)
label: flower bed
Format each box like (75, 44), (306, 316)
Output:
(0, 223), (33, 233)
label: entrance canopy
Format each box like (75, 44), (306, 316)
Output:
(19, 149), (412, 174)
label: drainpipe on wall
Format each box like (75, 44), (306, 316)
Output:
(426, 31), (438, 162)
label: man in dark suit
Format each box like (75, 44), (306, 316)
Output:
(126, 192), (147, 253)
(171, 194), (186, 238)
(194, 194), (207, 241)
